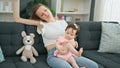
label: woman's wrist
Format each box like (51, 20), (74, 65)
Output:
(13, 0), (20, 21)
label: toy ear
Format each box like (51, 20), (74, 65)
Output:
(30, 33), (35, 38)
(21, 31), (26, 37)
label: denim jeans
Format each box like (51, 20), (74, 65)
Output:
(47, 48), (98, 68)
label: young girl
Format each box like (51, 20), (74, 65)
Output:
(54, 24), (85, 68)
(13, 0), (98, 68)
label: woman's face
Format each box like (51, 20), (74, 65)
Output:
(36, 5), (53, 22)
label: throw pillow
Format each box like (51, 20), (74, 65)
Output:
(0, 46), (5, 63)
(98, 23), (120, 53)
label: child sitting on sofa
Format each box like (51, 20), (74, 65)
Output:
(54, 24), (85, 68)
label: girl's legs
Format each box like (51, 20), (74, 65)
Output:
(67, 56), (79, 68)
(74, 56), (98, 68)
(47, 48), (72, 68)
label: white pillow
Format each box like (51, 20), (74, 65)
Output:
(98, 23), (120, 53)
(0, 46), (5, 63)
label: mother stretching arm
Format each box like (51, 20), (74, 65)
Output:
(13, 0), (98, 68)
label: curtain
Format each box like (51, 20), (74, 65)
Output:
(94, 0), (120, 22)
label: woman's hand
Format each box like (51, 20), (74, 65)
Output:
(60, 41), (69, 46)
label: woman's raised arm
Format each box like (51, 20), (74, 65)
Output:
(13, 0), (39, 26)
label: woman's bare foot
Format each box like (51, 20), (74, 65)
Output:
(78, 47), (83, 57)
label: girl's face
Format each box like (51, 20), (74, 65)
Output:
(65, 28), (77, 40)
(36, 6), (53, 22)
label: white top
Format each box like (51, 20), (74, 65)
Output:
(37, 20), (68, 47)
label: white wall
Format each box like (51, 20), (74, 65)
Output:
(94, 0), (120, 22)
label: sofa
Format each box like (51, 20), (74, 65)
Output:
(76, 21), (120, 68)
(0, 21), (120, 68)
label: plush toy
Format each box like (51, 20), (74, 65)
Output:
(16, 31), (38, 64)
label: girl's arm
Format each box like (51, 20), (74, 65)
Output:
(74, 41), (78, 48)
(13, 0), (39, 26)
(69, 40), (78, 48)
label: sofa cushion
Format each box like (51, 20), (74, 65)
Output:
(83, 50), (120, 68)
(0, 22), (25, 57)
(76, 22), (101, 50)
(0, 56), (49, 68)
(98, 23), (120, 53)
(0, 46), (5, 63)
(0, 57), (16, 68)
(14, 55), (49, 68)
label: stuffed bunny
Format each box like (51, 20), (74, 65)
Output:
(16, 31), (38, 64)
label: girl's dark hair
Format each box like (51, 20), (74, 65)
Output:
(30, 4), (46, 22)
(65, 23), (80, 36)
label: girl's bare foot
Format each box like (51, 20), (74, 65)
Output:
(80, 65), (86, 68)
(78, 47), (83, 57)
(73, 64), (79, 68)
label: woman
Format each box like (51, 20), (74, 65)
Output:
(13, 0), (98, 68)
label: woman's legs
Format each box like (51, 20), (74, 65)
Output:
(74, 56), (98, 68)
(47, 48), (98, 68)
(47, 48), (72, 68)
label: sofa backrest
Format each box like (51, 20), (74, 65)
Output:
(0, 22), (25, 57)
(76, 21), (102, 50)
(0, 22), (47, 57)
(25, 25), (47, 55)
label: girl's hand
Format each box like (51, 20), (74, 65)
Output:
(74, 41), (78, 48)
